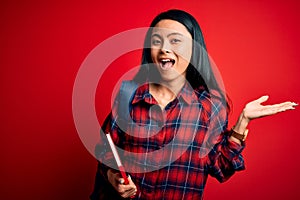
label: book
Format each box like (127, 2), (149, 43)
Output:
(105, 133), (129, 185)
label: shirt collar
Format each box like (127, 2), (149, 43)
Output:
(131, 81), (200, 105)
(131, 83), (153, 105)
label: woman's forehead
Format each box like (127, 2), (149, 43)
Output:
(152, 19), (192, 38)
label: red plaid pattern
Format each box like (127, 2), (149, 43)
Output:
(96, 82), (245, 200)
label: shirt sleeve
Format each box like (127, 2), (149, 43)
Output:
(94, 92), (124, 180)
(205, 96), (245, 183)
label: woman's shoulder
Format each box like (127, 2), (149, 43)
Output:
(194, 87), (223, 101)
(194, 87), (227, 112)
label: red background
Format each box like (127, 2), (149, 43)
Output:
(1, 0), (300, 199)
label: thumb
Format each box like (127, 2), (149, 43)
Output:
(118, 173), (130, 185)
(256, 95), (269, 104)
(118, 175), (125, 184)
(119, 178), (125, 184)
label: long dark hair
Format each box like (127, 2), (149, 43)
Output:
(133, 9), (231, 112)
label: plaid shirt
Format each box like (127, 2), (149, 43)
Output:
(96, 82), (245, 200)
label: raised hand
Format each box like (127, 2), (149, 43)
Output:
(243, 95), (297, 121)
(230, 95), (297, 144)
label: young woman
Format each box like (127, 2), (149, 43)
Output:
(90, 9), (297, 200)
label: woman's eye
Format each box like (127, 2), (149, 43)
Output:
(170, 39), (181, 44)
(152, 39), (161, 45)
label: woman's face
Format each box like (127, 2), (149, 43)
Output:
(150, 19), (193, 82)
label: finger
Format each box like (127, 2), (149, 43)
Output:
(262, 102), (296, 115)
(123, 187), (137, 197)
(127, 175), (135, 185)
(266, 101), (297, 109)
(277, 104), (296, 112)
(118, 175), (136, 192)
(256, 95), (269, 104)
(121, 191), (136, 199)
(118, 174), (134, 185)
(117, 184), (134, 196)
(123, 176), (137, 198)
(120, 185), (137, 198)
(272, 102), (297, 111)
(125, 175), (137, 191)
(114, 173), (133, 194)
(127, 188), (138, 198)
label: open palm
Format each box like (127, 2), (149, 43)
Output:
(243, 95), (297, 120)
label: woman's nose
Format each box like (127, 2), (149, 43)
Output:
(161, 41), (172, 53)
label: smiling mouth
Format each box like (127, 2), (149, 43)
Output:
(159, 58), (175, 70)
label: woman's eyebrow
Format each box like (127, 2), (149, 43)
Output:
(167, 32), (184, 37)
(151, 33), (162, 39)
(151, 32), (184, 38)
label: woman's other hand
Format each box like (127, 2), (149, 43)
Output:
(107, 169), (137, 199)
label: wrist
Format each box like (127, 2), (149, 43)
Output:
(229, 110), (250, 144)
(241, 109), (251, 123)
(230, 128), (248, 142)
(234, 111), (250, 133)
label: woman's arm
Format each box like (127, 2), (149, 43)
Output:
(207, 95), (297, 182)
(230, 95), (297, 144)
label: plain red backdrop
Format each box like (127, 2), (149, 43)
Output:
(1, 0), (300, 199)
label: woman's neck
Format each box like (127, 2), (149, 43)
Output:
(149, 77), (186, 110)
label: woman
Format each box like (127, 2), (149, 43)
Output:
(90, 9), (297, 199)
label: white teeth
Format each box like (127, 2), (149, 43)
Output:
(159, 58), (175, 69)
(160, 59), (175, 65)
